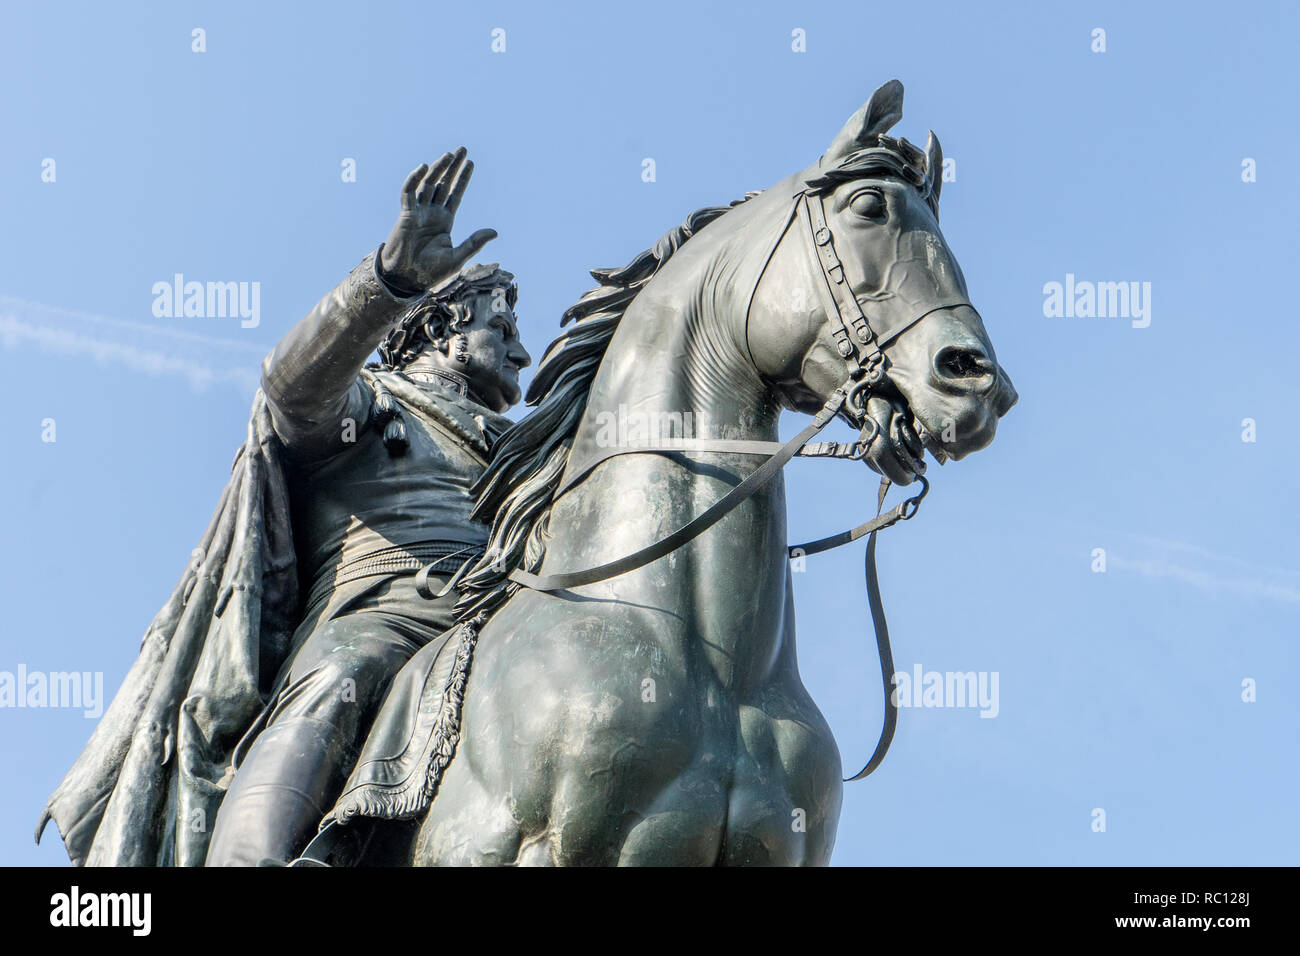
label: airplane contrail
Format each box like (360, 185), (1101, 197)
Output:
(0, 294), (267, 394)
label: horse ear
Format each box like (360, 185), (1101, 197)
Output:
(826, 79), (904, 164)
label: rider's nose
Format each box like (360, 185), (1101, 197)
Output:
(510, 343), (532, 370)
(931, 344), (996, 391)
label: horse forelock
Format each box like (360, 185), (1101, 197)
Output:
(807, 134), (942, 218)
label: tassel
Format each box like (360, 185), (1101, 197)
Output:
(368, 376), (410, 457)
(383, 418), (408, 457)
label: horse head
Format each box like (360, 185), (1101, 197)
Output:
(744, 79), (1017, 483)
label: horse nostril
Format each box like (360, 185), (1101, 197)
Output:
(934, 346), (992, 383)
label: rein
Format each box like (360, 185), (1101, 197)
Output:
(507, 383), (927, 594)
(496, 184), (967, 780)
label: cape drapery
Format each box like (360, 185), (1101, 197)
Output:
(38, 391), (300, 866)
(38, 369), (502, 866)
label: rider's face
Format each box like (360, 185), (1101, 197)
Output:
(448, 292), (531, 413)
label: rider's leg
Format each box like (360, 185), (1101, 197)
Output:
(206, 576), (452, 866)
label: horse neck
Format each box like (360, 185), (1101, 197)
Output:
(532, 207), (801, 683)
(543, 231), (785, 528)
(539, 250), (793, 676)
(567, 236), (780, 483)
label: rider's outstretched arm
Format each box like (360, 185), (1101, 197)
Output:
(260, 148), (497, 459)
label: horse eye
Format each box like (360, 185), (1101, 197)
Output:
(848, 189), (886, 220)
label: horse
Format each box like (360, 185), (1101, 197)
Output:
(348, 80), (1017, 866)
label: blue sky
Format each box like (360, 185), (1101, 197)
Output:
(1, 0), (1296, 865)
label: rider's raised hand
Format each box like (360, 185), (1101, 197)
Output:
(379, 147), (498, 292)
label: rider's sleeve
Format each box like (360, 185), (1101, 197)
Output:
(261, 246), (422, 460)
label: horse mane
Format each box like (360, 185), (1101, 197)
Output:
(453, 193), (759, 620)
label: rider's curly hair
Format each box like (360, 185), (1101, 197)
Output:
(377, 263), (518, 370)
(366, 262), (517, 458)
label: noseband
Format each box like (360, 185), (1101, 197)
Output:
(495, 185), (973, 780)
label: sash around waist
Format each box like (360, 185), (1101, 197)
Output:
(303, 541), (484, 616)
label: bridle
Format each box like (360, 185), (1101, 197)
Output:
(755, 187), (977, 425)
(490, 182), (978, 780)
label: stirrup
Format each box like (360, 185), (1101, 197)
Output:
(287, 822), (341, 867)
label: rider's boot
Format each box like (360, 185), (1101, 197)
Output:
(205, 715), (353, 867)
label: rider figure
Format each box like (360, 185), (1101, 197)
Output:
(204, 149), (531, 866)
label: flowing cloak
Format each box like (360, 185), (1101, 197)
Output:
(37, 368), (506, 866)
(37, 390), (298, 867)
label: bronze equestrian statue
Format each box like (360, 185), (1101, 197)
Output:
(311, 78), (1017, 866)
(42, 80), (1016, 867)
